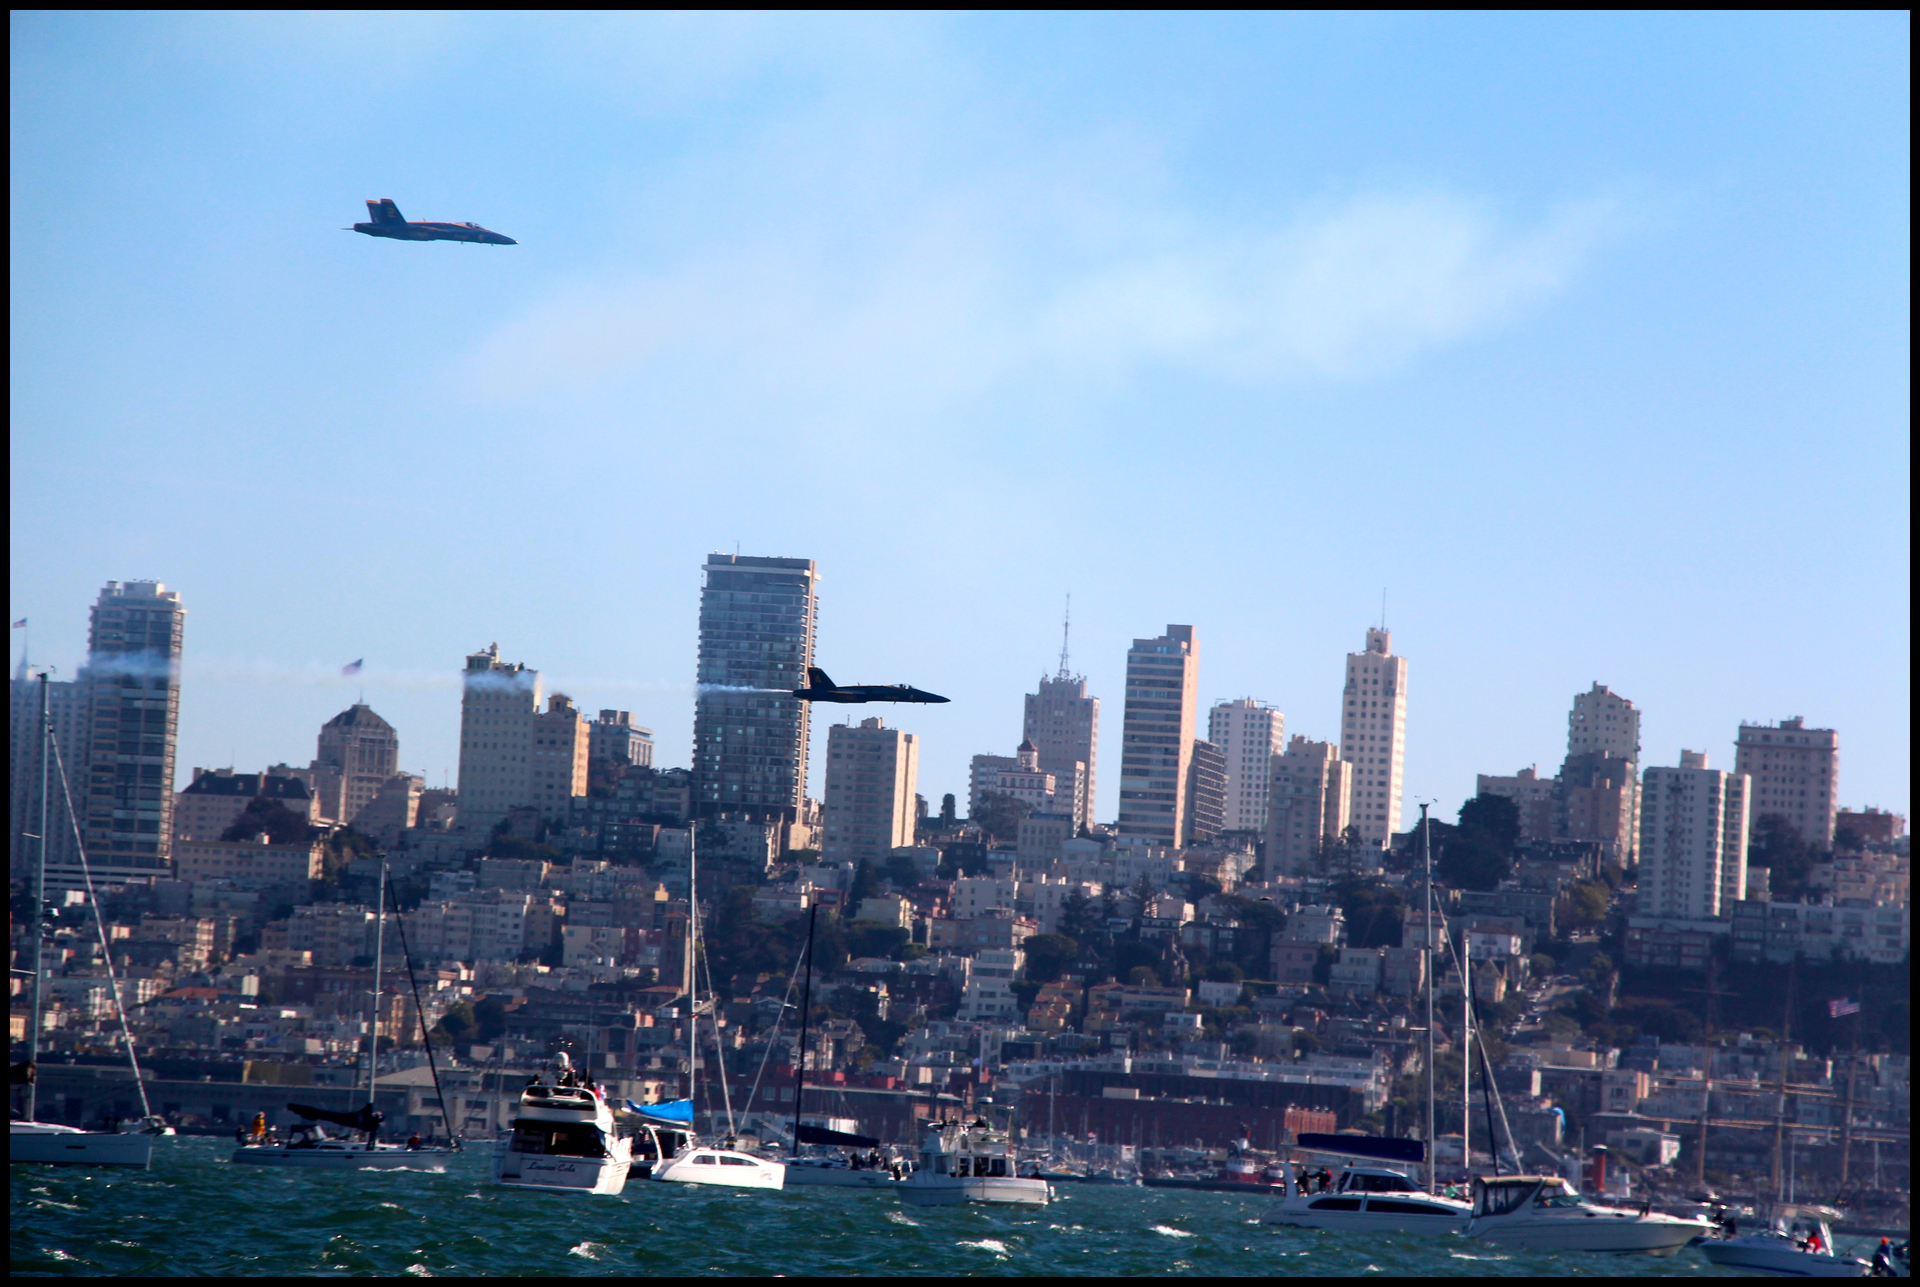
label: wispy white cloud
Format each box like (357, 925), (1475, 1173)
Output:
(457, 185), (1621, 414)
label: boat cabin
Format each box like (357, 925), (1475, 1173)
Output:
(920, 1121), (1017, 1179)
(1472, 1175), (1584, 1217)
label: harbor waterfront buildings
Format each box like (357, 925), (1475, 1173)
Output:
(1338, 628), (1407, 849)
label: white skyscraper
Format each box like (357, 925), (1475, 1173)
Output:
(456, 644), (587, 836)
(822, 717), (919, 864)
(1733, 717), (1839, 849)
(1569, 682), (1642, 761)
(1207, 699), (1284, 835)
(1338, 628), (1408, 848)
(1639, 751), (1751, 919)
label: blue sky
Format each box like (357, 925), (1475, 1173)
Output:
(10, 13), (1910, 823)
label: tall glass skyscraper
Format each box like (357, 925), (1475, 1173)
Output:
(1116, 624), (1198, 844)
(80, 580), (186, 880)
(691, 554), (819, 821)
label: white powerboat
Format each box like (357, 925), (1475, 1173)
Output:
(496, 1069), (633, 1195)
(9, 1120), (153, 1168)
(1262, 1132), (1468, 1234)
(650, 1140), (786, 1190)
(900, 1119), (1051, 1207)
(1698, 1208), (1869, 1277)
(235, 1120), (450, 1171)
(1464, 1175), (1711, 1254)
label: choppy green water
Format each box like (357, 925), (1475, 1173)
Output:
(13, 1137), (1773, 1276)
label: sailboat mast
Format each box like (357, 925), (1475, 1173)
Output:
(1421, 802), (1436, 1195)
(1461, 932), (1471, 1178)
(791, 903), (817, 1152)
(25, 672), (48, 1124)
(686, 827), (698, 1110)
(367, 855), (387, 1110)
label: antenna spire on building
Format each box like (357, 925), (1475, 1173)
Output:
(1057, 594), (1072, 678)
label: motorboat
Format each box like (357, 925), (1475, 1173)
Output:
(1463, 1175), (1711, 1254)
(1262, 1133), (1468, 1233)
(234, 1117), (450, 1172)
(9, 1120), (153, 1168)
(649, 1139), (786, 1190)
(1698, 1207), (1869, 1277)
(495, 1067), (633, 1195)
(899, 1119), (1052, 1207)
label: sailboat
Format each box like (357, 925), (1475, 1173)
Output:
(10, 671), (155, 1168)
(233, 858), (455, 1170)
(779, 904), (906, 1189)
(1262, 803), (1471, 1234)
(647, 826), (784, 1190)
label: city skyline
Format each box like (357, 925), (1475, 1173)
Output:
(9, 13), (1909, 825)
(5, 575), (1908, 829)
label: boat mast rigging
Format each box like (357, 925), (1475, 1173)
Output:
(791, 903), (818, 1152)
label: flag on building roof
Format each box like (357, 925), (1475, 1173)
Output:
(10, 619), (24, 628)
(1828, 997), (1861, 1018)
(341, 659), (364, 676)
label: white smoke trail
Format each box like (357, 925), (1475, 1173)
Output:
(695, 683), (792, 696)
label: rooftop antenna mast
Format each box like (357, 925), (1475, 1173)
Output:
(1056, 594), (1072, 679)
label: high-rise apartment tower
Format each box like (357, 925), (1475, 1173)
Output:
(1117, 625), (1198, 845)
(456, 645), (587, 835)
(313, 703), (399, 825)
(1639, 750), (1750, 918)
(1265, 736), (1354, 878)
(1023, 673), (1098, 832)
(690, 554), (819, 821)
(1339, 628), (1407, 848)
(821, 716), (918, 864)
(1733, 717), (1839, 849)
(1208, 699), (1285, 834)
(79, 581), (186, 881)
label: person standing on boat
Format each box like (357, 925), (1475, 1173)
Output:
(250, 1112), (267, 1141)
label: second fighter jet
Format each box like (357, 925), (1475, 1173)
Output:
(792, 667), (948, 704)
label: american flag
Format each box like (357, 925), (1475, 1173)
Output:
(340, 658), (364, 676)
(1828, 997), (1861, 1019)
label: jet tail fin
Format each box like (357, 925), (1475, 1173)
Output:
(807, 667), (835, 690)
(366, 198), (405, 225)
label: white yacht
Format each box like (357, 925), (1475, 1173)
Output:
(1261, 1136), (1470, 1234)
(496, 1066), (633, 1195)
(649, 1139), (786, 1190)
(1698, 1207), (1869, 1277)
(899, 1119), (1051, 1207)
(9, 1120), (154, 1168)
(1463, 1175), (1712, 1254)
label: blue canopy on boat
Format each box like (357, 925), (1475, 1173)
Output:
(628, 1097), (694, 1124)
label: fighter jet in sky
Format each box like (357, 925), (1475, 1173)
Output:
(349, 198), (516, 245)
(792, 667), (949, 704)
